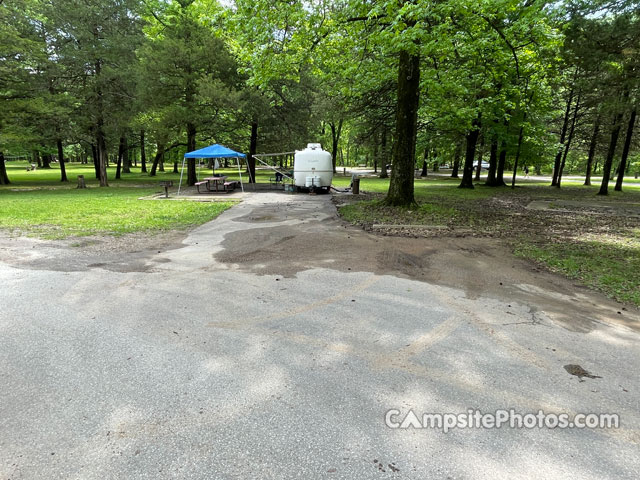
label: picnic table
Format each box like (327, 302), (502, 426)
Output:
(194, 176), (239, 193)
(204, 175), (227, 192)
(195, 175), (227, 193)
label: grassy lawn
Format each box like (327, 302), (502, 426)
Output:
(2, 160), (256, 187)
(0, 162), (236, 239)
(514, 236), (640, 306)
(335, 174), (640, 307)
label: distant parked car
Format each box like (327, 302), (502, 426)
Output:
(475, 162), (490, 171)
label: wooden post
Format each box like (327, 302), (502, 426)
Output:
(352, 177), (360, 194)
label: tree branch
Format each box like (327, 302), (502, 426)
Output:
(480, 15), (520, 79)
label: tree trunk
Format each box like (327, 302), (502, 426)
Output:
(96, 130), (108, 187)
(551, 150), (563, 186)
(95, 59), (108, 187)
(551, 88), (574, 186)
(248, 121), (257, 183)
(330, 119), (343, 174)
(557, 93), (581, 187)
(140, 130), (147, 173)
(150, 142), (164, 177)
(475, 134), (484, 181)
(173, 160), (179, 174)
(57, 139), (68, 182)
(115, 135), (124, 179)
(485, 135), (499, 186)
(42, 153), (51, 169)
(451, 144), (461, 178)
(384, 49), (420, 206)
(122, 135), (130, 173)
(373, 135), (379, 174)
(584, 115), (600, 186)
(598, 111), (625, 195)
(0, 151), (10, 185)
(421, 146), (428, 177)
(615, 107), (636, 192)
(459, 116), (481, 189)
(379, 127), (389, 178)
(186, 122), (196, 185)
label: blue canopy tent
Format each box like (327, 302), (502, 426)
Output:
(178, 144), (247, 195)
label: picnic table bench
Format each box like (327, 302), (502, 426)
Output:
(195, 180), (209, 193)
(224, 181), (238, 192)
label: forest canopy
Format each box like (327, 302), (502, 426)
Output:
(1, 0), (638, 202)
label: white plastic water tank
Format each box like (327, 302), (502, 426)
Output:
(294, 144), (333, 190)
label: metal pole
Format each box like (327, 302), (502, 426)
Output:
(177, 156), (187, 196)
(236, 156), (244, 192)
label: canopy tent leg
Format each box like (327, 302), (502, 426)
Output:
(236, 156), (244, 193)
(177, 156), (187, 196)
(247, 158), (256, 191)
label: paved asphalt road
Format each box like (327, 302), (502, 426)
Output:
(1, 192), (639, 479)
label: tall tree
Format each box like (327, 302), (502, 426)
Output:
(598, 104), (626, 195)
(45, 0), (143, 187)
(139, 0), (237, 186)
(615, 106), (637, 191)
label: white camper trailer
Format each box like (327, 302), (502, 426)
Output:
(294, 143), (333, 192)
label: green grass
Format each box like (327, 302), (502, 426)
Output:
(514, 238), (640, 306)
(1, 162), (235, 239)
(3, 160), (255, 187)
(332, 174), (500, 199)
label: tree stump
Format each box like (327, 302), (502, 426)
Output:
(77, 175), (86, 189)
(352, 177), (360, 195)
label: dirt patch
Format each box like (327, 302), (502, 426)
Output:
(0, 229), (187, 273)
(214, 216), (639, 332)
(376, 249), (428, 275)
